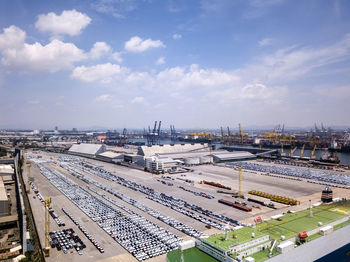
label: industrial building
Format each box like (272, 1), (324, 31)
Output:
(68, 143), (106, 158)
(197, 227), (271, 262)
(96, 151), (123, 163)
(212, 151), (256, 162)
(0, 177), (8, 217)
(0, 164), (14, 182)
(144, 156), (179, 173)
(138, 144), (210, 157)
(137, 144), (255, 168)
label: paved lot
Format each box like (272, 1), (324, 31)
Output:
(25, 163), (136, 262)
(24, 151), (350, 261)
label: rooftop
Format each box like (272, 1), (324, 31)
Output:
(138, 143), (209, 157)
(97, 151), (122, 159)
(0, 177), (7, 201)
(212, 151), (256, 161)
(204, 226), (268, 252)
(0, 165), (14, 175)
(68, 143), (106, 156)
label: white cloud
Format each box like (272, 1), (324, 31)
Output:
(1, 39), (86, 73)
(95, 94), (112, 102)
(89, 41), (111, 59)
(258, 38), (273, 47)
(131, 96), (145, 104)
(172, 34), (182, 40)
(35, 9), (91, 37)
(155, 56), (165, 65)
(246, 33), (350, 83)
(112, 52), (123, 63)
(0, 26), (26, 51)
(124, 36), (165, 53)
(91, 0), (137, 19)
(70, 33), (350, 115)
(71, 63), (128, 83)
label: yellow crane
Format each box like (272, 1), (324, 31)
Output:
(300, 144), (305, 158)
(26, 163), (31, 193)
(239, 123), (244, 144)
(311, 145), (317, 159)
(44, 198), (51, 257)
(238, 166), (243, 197)
(209, 145), (213, 164)
(290, 146), (297, 157)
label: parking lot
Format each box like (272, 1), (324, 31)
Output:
(25, 151), (349, 261)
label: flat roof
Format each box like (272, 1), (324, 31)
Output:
(0, 165), (14, 175)
(138, 143), (209, 157)
(0, 177), (7, 201)
(68, 143), (106, 156)
(97, 151), (122, 159)
(204, 226), (268, 252)
(213, 151), (256, 161)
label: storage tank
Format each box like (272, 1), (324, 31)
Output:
(200, 156), (211, 164)
(184, 157), (200, 165)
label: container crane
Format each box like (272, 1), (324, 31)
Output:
(300, 144), (305, 158)
(220, 127), (224, 139)
(311, 145), (317, 159)
(290, 146), (297, 157)
(239, 123), (244, 144)
(44, 198), (51, 257)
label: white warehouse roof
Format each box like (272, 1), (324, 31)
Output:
(0, 165), (14, 175)
(138, 143), (209, 157)
(212, 151), (256, 161)
(68, 143), (106, 156)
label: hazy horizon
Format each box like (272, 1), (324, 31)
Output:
(1, 0), (350, 129)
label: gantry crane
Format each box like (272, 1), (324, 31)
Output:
(311, 145), (317, 159)
(300, 144), (305, 158)
(238, 167), (243, 198)
(44, 198), (51, 257)
(290, 146), (297, 157)
(26, 163), (31, 193)
(239, 123), (244, 144)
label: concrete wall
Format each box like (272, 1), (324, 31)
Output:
(0, 200), (9, 217)
(236, 241), (272, 260)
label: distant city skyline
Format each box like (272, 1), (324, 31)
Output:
(1, 0), (350, 129)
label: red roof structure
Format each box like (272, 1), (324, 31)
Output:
(299, 231), (308, 239)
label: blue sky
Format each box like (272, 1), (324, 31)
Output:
(0, 0), (350, 130)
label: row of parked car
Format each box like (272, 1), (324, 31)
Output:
(88, 185), (204, 238)
(38, 164), (181, 261)
(49, 228), (85, 255)
(67, 159), (240, 228)
(30, 182), (65, 227)
(62, 208), (104, 253)
(178, 185), (215, 199)
(229, 162), (350, 186)
(307, 180), (350, 189)
(258, 172), (303, 181)
(59, 161), (204, 239)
